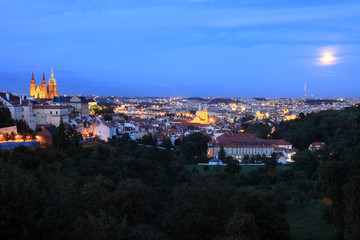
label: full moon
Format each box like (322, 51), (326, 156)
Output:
(321, 53), (336, 64)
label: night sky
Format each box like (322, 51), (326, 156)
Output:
(1, 0), (360, 97)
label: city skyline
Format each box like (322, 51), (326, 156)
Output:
(1, 0), (360, 97)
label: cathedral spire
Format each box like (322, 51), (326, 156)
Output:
(30, 72), (36, 96)
(51, 68), (54, 78)
(42, 72), (45, 81)
(41, 73), (47, 84)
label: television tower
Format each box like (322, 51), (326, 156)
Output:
(304, 82), (307, 98)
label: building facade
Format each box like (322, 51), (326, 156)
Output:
(53, 96), (92, 117)
(32, 105), (71, 127)
(209, 133), (274, 162)
(30, 69), (59, 99)
(0, 92), (37, 130)
(94, 122), (117, 142)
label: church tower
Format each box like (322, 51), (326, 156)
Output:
(48, 68), (59, 98)
(41, 72), (47, 98)
(30, 72), (36, 96)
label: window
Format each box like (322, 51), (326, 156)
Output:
(22, 115), (24, 118)
(56, 111), (58, 114)
(50, 111), (52, 114)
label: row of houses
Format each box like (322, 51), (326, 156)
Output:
(0, 92), (94, 130)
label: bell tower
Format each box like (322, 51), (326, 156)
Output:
(48, 68), (59, 98)
(30, 72), (36, 96)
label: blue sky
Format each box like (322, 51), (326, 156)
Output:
(0, 0), (360, 97)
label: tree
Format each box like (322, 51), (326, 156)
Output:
(224, 211), (260, 240)
(343, 175), (360, 240)
(174, 138), (181, 146)
(224, 159), (241, 174)
(161, 138), (173, 150)
(241, 115), (255, 122)
(265, 153), (278, 169)
(245, 123), (271, 139)
(90, 105), (102, 115)
(232, 189), (290, 240)
(74, 211), (132, 240)
(182, 132), (211, 159)
(139, 134), (156, 146)
(166, 178), (232, 240)
(316, 161), (348, 237)
(218, 145), (226, 160)
(243, 154), (250, 163)
(110, 178), (150, 224)
(0, 106), (14, 127)
(57, 121), (83, 149)
(15, 119), (33, 140)
(103, 115), (112, 121)
(181, 141), (197, 162)
(292, 150), (318, 178)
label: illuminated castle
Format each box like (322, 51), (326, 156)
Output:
(30, 69), (59, 99)
(191, 107), (213, 124)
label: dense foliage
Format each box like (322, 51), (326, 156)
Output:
(0, 138), (290, 240)
(274, 105), (360, 239)
(0, 106), (15, 127)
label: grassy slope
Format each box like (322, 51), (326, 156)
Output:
(285, 200), (335, 240)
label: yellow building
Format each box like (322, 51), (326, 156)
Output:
(30, 69), (59, 99)
(191, 107), (213, 124)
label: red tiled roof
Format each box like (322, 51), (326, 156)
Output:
(215, 133), (272, 148)
(267, 139), (291, 146)
(309, 142), (326, 149)
(103, 122), (116, 128)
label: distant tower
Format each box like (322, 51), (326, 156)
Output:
(30, 72), (36, 96)
(41, 71), (47, 97)
(304, 82), (307, 98)
(48, 68), (59, 98)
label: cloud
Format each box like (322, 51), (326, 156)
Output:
(4, 1), (359, 33)
(202, 4), (360, 28)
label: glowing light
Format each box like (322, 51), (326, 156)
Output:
(320, 53), (336, 65)
(323, 197), (333, 206)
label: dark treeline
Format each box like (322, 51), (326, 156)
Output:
(273, 105), (360, 239)
(0, 139), (292, 240)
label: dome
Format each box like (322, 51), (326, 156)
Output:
(209, 158), (222, 163)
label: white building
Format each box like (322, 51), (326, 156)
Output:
(276, 154), (287, 164)
(209, 133), (274, 162)
(32, 105), (71, 127)
(94, 122), (117, 142)
(0, 92), (37, 130)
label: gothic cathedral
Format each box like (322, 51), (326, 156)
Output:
(30, 69), (59, 99)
